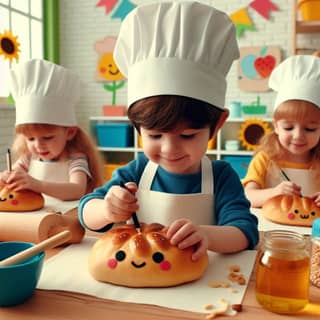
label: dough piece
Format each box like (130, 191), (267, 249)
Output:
(89, 223), (209, 287)
(0, 186), (44, 212)
(262, 195), (320, 227)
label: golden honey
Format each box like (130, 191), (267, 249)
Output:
(255, 230), (310, 314)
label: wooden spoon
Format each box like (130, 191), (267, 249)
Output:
(0, 230), (71, 267)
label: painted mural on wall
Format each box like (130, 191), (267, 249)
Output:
(0, 30), (20, 104)
(95, 36), (125, 107)
(238, 46), (281, 92)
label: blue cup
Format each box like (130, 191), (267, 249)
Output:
(0, 242), (45, 307)
(229, 101), (242, 118)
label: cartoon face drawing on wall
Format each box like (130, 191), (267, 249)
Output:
(97, 52), (124, 82)
(262, 195), (320, 227)
(0, 185), (44, 212)
(88, 223), (208, 287)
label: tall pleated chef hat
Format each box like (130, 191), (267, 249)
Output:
(269, 55), (320, 110)
(10, 59), (82, 126)
(114, 1), (239, 110)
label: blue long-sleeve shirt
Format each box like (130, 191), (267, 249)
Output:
(79, 153), (259, 249)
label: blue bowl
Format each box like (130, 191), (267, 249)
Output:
(0, 242), (45, 307)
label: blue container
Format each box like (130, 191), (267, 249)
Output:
(223, 156), (252, 179)
(229, 101), (242, 118)
(96, 123), (133, 147)
(0, 242), (45, 307)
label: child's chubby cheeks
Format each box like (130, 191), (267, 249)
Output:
(140, 125), (211, 174)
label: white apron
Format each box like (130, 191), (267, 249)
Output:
(28, 159), (70, 183)
(265, 167), (319, 197)
(135, 156), (215, 226)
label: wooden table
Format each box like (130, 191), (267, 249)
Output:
(0, 245), (319, 320)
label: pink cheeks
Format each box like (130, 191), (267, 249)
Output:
(106, 258), (172, 271)
(288, 212), (295, 220)
(107, 258), (117, 269)
(11, 199), (18, 205)
(159, 260), (171, 271)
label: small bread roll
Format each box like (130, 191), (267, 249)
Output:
(0, 186), (44, 212)
(262, 195), (320, 227)
(88, 223), (209, 287)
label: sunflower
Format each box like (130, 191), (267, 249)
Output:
(238, 119), (271, 151)
(0, 30), (20, 62)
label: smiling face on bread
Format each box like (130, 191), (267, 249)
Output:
(262, 195), (320, 226)
(0, 186), (44, 212)
(88, 223), (209, 287)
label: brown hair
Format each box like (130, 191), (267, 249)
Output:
(256, 100), (320, 170)
(12, 124), (104, 192)
(127, 95), (223, 137)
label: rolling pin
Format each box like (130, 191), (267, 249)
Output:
(0, 230), (72, 266)
(48, 208), (85, 243)
(0, 209), (85, 244)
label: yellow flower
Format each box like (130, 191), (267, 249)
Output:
(0, 30), (20, 62)
(239, 119), (271, 151)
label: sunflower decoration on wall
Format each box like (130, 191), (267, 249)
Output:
(238, 119), (271, 151)
(0, 30), (20, 62)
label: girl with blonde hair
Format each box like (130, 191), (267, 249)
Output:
(243, 55), (320, 208)
(0, 59), (103, 200)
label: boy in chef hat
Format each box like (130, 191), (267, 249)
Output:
(243, 55), (320, 208)
(79, 1), (259, 260)
(0, 59), (104, 200)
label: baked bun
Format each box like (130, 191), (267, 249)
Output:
(88, 223), (209, 287)
(262, 195), (320, 227)
(0, 186), (44, 212)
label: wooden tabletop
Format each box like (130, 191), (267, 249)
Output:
(0, 246), (319, 320)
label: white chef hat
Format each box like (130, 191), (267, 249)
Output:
(10, 59), (82, 126)
(114, 1), (239, 110)
(269, 55), (320, 111)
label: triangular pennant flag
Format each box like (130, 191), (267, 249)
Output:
(230, 8), (255, 38)
(7, 93), (15, 105)
(96, 0), (118, 14)
(249, 0), (279, 20)
(111, 0), (136, 21)
(235, 24), (255, 38)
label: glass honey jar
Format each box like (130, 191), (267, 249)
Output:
(255, 230), (310, 314)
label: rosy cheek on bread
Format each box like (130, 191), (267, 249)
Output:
(287, 212), (295, 220)
(11, 199), (19, 205)
(159, 260), (171, 271)
(107, 258), (117, 269)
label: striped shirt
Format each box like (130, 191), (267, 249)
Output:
(16, 154), (92, 179)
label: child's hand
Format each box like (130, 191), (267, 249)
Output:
(0, 170), (10, 184)
(310, 192), (320, 207)
(166, 218), (208, 261)
(274, 181), (302, 197)
(4, 170), (39, 192)
(103, 182), (139, 223)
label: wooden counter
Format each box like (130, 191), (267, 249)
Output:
(0, 242), (319, 320)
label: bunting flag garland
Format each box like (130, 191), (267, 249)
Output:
(249, 0), (279, 20)
(111, 0), (136, 21)
(230, 8), (255, 38)
(230, 0), (279, 38)
(96, 0), (117, 14)
(96, 0), (136, 21)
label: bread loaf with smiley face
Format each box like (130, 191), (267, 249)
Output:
(88, 223), (209, 287)
(0, 185), (44, 212)
(262, 195), (320, 227)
